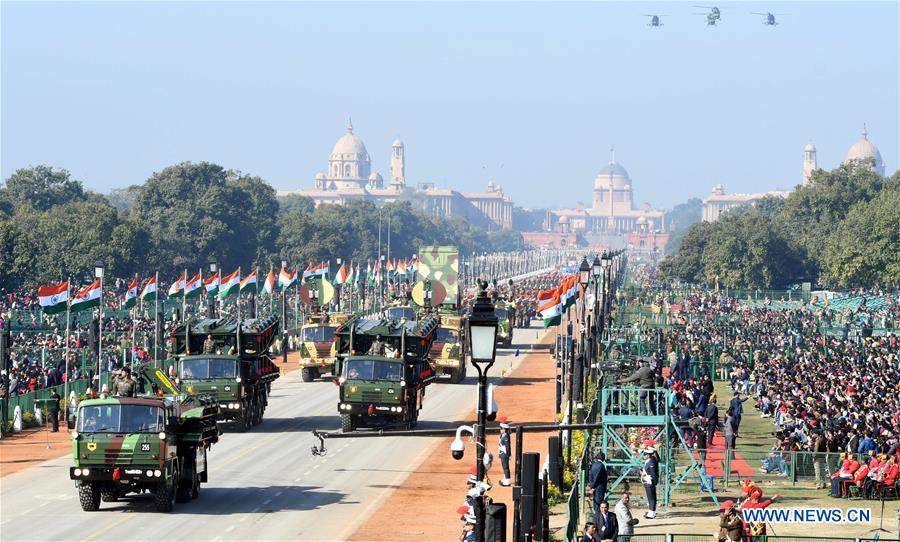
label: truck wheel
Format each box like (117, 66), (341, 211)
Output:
(341, 414), (355, 433)
(311, 367), (320, 381)
(78, 482), (101, 511)
(100, 487), (119, 502)
(154, 472), (177, 512)
(301, 367), (314, 382)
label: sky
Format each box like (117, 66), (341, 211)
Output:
(2, 1), (898, 211)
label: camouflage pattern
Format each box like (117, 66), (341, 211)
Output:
(494, 300), (515, 346)
(297, 312), (350, 379)
(429, 314), (467, 383)
(417, 245), (459, 308)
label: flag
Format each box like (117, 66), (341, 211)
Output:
(168, 273), (185, 298)
(240, 268), (257, 292)
(204, 272), (220, 295)
(334, 263), (349, 285)
(219, 269), (241, 298)
(366, 261), (373, 284)
(538, 292), (562, 328)
(386, 259), (394, 273)
(262, 268), (275, 295)
(346, 263), (355, 285)
(355, 263), (362, 284)
(397, 260), (407, 275)
(140, 275), (157, 301)
(184, 272), (202, 298)
(38, 281), (69, 314)
(123, 278), (139, 309)
(71, 280), (102, 313)
(537, 288), (556, 303)
(278, 266), (296, 290)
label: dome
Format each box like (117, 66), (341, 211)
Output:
(368, 172), (382, 181)
(636, 216), (649, 225)
(804, 143), (816, 152)
(331, 132), (369, 159)
(844, 125), (885, 176)
(594, 161), (631, 189)
(392, 138), (404, 147)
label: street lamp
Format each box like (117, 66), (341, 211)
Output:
(467, 282), (498, 542)
(592, 256), (602, 280)
(281, 260), (289, 363)
(578, 257), (590, 289)
(208, 261), (218, 319)
(94, 261), (105, 388)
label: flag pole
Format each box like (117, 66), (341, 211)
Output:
(182, 269), (187, 322)
(131, 273), (137, 373)
(154, 272), (159, 369)
(98, 270), (104, 391)
(255, 266), (259, 319)
(63, 278), (71, 416)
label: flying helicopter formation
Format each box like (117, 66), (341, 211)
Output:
(643, 6), (784, 27)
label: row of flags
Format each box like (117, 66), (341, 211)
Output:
(35, 257), (422, 314)
(536, 275), (581, 328)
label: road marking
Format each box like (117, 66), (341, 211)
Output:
(302, 471), (311, 476)
(81, 514), (134, 542)
(274, 491), (282, 497)
(263, 499), (272, 505)
(20, 508), (32, 515)
(252, 507), (260, 513)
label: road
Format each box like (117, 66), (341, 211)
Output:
(0, 325), (547, 542)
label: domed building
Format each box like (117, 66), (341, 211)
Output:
(282, 119), (514, 230)
(548, 153), (665, 244)
(843, 125), (885, 177)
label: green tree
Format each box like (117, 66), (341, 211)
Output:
(512, 206), (546, 232)
(821, 186), (900, 288)
(2, 165), (86, 212)
(278, 194), (316, 215)
(657, 220), (715, 283)
(488, 229), (524, 252)
(663, 197), (702, 255)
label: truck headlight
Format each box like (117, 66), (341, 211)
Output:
(154, 470), (162, 477)
(146, 470), (153, 477)
(72, 431), (79, 439)
(158, 432), (167, 440)
(400, 380), (406, 387)
(235, 377), (242, 383)
(82, 469), (90, 476)
(74, 468), (82, 476)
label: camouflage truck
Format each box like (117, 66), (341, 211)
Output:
(297, 312), (351, 382)
(69, 365), (219, 512)
(494, 299), (516, 348)
(430, 313), (468, 383)
(170, 316), (281, 431)
(334, 315), (439, 432)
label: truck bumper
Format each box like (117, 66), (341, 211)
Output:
(337, 402), (405, 415)
(70, 465), (164, 482)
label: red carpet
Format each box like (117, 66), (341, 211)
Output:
(688, 432), (756, 478)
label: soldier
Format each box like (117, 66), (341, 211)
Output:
(115, 367), (136, 397)
(49, 389), (61, 432)
(202, 334), (216, 354)
(368, 334), (386, 356)
(498, 417), (512, 486)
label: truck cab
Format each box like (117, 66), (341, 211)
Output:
(430, 313), (468, 383)
(494, 299), (515, 347)
(297, 312), (349, 382)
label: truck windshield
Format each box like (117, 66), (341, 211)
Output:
(302, 326), (335, 342)
(436, 327), (458, 342)
(344, 358), (402, 381)
(385, 307), (416, 321)
(78, 404), (164, 433)
(181, 358), (237, 379)
(495, 308), (508, 320)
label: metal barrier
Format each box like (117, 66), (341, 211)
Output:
(2, 374), (112, 421)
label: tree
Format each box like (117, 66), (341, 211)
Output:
(754, 195), (785, 218)
(657, 220), (715, 283)
(821, 186), (900, 288)
(278, 194), (316, 215)
(2, 165), (85, 212)
(663, 197), (702, 255)
(512, 207), (546, 232)
(488, 229), (524, 252)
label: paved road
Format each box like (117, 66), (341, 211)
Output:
(0, 324), (548, 542)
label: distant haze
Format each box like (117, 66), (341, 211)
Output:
(2, 2), (897, 210)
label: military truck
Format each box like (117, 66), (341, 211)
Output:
(384, 305), (417, 322)
(69, 365), (219, 512)
(170, 316), (281, 431)
(334, 315), (439, 432)
(297, 312), (351, 382)
(494, 299), (516, 348)
(430, 314), (467, 383)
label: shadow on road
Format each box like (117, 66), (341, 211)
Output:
(220, 415), (339, 434)
(94, 485), (345, 514)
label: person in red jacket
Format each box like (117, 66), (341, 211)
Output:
(740, 488), (779, 541)
(875, 455), (899, 498)
(830, 453), (860, 497)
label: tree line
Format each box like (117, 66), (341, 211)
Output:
(0, 162), (524, 290)
(658, 159), (899, 289)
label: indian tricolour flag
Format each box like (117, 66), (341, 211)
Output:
(140, 275), (157, 301)
(261, 268), (275, 295)
(219, 269), (240, 298)
(278, 266), (296, 290)
(38, 281), (69, 315)
(168, 273), (185, 298)
(204, 272), (220, 295)
(71, 280), (102, 313)
(538, 292), (562, 328)
(184, 272), (202, 298)
(123, 278), (139, 309)
(334, 263), (349, 285)
(240, 268), (257, 292)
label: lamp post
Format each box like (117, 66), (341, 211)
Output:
(336, 257), (343, 312)
(601, 252), (611, 341)
(281, 260), (289, 364)
(576, 257), (590, 421)
(467, 282), (499, 542)
(94, 261), (105, 387)
(591, 255), (602, 371)
(208, 261), (218, 319)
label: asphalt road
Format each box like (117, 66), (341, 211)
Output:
(0, 325), (547, 542)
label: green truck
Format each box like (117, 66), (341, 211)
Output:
(334, 315), (439, 432)
(415, 244), (468, 383)
(170, 316), (281, 431)
(69, 365), (219, 512)
(495, 299), (516, 347)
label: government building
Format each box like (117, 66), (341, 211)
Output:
(537, 155), (667, 250)
(702, 125), (888, 222)
(278, 121), (513, 230)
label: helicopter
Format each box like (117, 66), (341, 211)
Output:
(752, 12), (784, 26)
(693, 5), (723, 25)
(643, 14), (668, 27)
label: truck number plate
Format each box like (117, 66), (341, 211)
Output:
(141, 443), (150, 451)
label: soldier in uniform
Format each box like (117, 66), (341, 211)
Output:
(202, 334), (216, 354)
(368, 334), (386, 356)
(115, 367), (136, 397)
(498, 417), (512, 486)
(49, 389), (61, 432)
